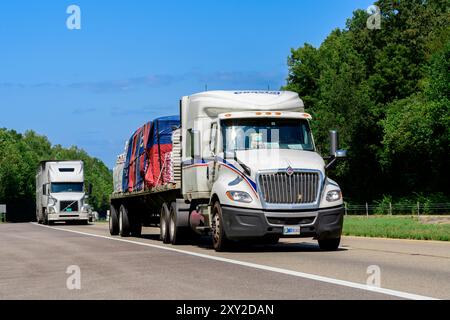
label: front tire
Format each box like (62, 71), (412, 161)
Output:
(211, 201), (230, 252)
(109, 205), (119, 235)
(119, 205), (131, 237)
(318, 238), (341, 251)
(44, 210), (52, 225)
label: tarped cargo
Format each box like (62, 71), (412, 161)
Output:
(145, 116), (180, 188)
(117, 116), (180, 193)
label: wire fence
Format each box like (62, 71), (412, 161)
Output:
(344, 202), (450, 216)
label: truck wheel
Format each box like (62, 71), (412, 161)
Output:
(318, 238), (341, 251)
(109, 205), (119, 235)
(169, 202), (184, 245)
(44, 212), (53, 225)
(211, 201), (230, 252)
(160, 203), (170, 243)
(119, 205), (131, 237)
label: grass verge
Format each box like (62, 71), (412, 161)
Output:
(343, 216), (450, 241)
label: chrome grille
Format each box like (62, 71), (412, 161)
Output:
(60, 201), (79, 212)
(258, 172), (320, 204)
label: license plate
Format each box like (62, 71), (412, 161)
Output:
(66, 208), (72, 212)
(283, 225), (301, 236)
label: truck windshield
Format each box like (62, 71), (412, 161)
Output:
(51, 183), (84, 193)
(221, 118), (314, 152)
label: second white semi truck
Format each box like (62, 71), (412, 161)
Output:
(110, 91), (347, 251)
(36, 160), (93, 225)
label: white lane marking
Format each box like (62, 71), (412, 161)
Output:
(31, 223), (438, 300)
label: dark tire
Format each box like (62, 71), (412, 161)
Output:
(318, 238), (341, 251)
(160, 203), (170, 243)
(109, 205), (119, 235)
(169, 202), (184, 245)
(119, 204), (131, 237)
(211, 201), (231, 252)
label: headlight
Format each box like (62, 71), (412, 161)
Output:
(48, 197), (57, 206)
(226, 191), (253, 203)
(326, 190), (342, 202)
(48, 206), (56, 214)
(81, 204), (91, 213)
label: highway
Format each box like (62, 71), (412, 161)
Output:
(0, 222), (449, 300)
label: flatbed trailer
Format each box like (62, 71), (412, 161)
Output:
(109, 182), (192, 241)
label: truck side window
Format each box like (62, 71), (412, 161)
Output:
(186, 129), (194, 159)
(210, 123), (217, 155)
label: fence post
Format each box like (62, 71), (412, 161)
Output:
(366, 202), (369, 218)
(344, 202), (348, 216)
(417, 202), (420, 216)
(389, 202), (392, 216)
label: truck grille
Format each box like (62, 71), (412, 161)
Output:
(258, 172), (320, 204)
(60, 201), (79, 212)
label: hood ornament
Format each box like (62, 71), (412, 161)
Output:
(286, 166), (294, 176)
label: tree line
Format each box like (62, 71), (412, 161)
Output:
(0, 129), (112, 221)
(283, 0), (450, 204)
(1, 0), (448, 220)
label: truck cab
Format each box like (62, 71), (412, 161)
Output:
(180, 91), (346, 251)
(36, 161), (93, 225)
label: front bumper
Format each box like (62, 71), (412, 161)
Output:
(221, 205), (344, 240)
(48, 212), (89, 222)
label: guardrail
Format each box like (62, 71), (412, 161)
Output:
(344, 202), (450, 216)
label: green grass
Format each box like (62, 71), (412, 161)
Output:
(343, 216), (450, 241)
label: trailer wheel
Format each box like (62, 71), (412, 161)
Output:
(318, 237), (341, 251)
(211, 201), (230, 252)
(169, 202), (184, 245)
(119, 204), (131, 237)
(109, 205), (119, 235)
(160, 203), (170, 243)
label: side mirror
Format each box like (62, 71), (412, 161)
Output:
(326, 130), (347, 170)
(88, 183), (93, 196)
(335, 149), (347, 158)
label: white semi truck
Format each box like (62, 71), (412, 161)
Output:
(110, 91), (347, 251)
(36, 160), (93, 225)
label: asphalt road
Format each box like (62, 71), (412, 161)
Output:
(0, 222), (449, 300)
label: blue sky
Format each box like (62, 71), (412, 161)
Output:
(0, 0), (373, 168)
